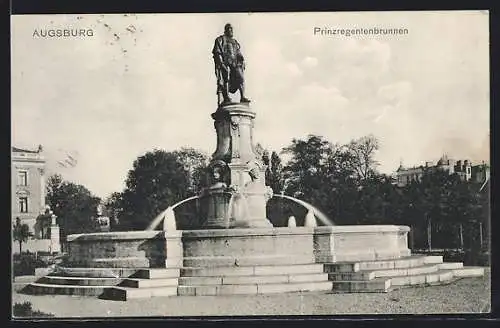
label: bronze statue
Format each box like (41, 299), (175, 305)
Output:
(212, 23), (250, 106)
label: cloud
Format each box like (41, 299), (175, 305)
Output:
(301, 56), (318, 68)
(377, 81), (413, 106)
(11, 12), (489, 196)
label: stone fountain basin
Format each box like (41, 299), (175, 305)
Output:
(64, 225), (411, 268)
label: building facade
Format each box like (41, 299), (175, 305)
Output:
(12, 145), (46, 235)
(395, 155), (489, 187)
(11, 145), (61, 253)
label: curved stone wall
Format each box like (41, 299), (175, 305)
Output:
(66, 231), (168, 268)
(64, 225), (411, 269)
(314, 225), (411, 263)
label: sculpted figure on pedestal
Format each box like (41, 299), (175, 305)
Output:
(212, 23), (250, 106)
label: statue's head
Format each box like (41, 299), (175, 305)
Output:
(224, 23), (233, 37)
(213, 167), (221, 181)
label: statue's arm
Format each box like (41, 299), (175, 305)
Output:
(212, 38), (225, 67)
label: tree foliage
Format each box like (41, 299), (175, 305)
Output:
(46, 174), (101, 241)
(275, 134), (488, 251)
(13, 217), (32, 254)
(109, 148), (208, 230)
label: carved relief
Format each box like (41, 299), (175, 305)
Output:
(207, 160), (230, 187)
(230, 117), (241, 160)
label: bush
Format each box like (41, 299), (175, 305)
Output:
(13, 302), (54, 318)
(12, 253), (49, 277)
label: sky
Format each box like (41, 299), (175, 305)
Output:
(11, 11), (490, 199)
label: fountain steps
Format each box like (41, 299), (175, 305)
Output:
(323, 255), (443, 273)
(100, 264), (332, 300)
(102, 285), (178, 301)
(327, 256), (484, 293)
(18, 257), (485, 298)
(180, 263), (325, 277)
(177, 281), (333, 296)
(176, 272), (331, 295)
(42, 267), (143, 278)
(182, 255), (316, 267)
(326, 262), (463, 281)
(19, 267), (181, 297)
(178, 272), (328, 285)
(36, 276), (122, 286)
(21, 283), (111, 296)
(331, 267), (484, 293)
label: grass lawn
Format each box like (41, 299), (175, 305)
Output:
(12, 268), (490, 318)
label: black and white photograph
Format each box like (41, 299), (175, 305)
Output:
(11, 11), (490, 317)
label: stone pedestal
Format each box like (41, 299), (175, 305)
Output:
(50, 224), (61, 253)
(201, 103), (273, 229)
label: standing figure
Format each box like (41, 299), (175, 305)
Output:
(212, 23), (250, 106)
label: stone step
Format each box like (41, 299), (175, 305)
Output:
(257, 281), (333, 295)
(324, 255), (441, 273)
(21, 283), (108, 296)
(181, 264), (324, 277)
(389, 269), (454, 286)
(452, 266), (484, 278)
(331, 266), (485, 293)
(328, 264), (439, 281)
(182, 255), (316, 267)
(332, 278), (391, 293)
(178, 281), (333, 296)
(422, 255), (445, 264)
(37, 275), (122, 286)
(13, 275), (37, 284)
(102, 286), (178, 301)
(120, 277), (179, 288)
(46, 267), (141, 278)
(133, 268), (181, 279)
(179, 273), (329, 286)
(438, 262), (464, 270)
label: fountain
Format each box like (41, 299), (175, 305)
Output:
(146, 196), (199, 231)
(26, 23), (482, 301)
(55, 21), (413, 284)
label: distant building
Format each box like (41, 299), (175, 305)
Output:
(395, 155), (489, 187)
(11, 145), (60, 253)
(12, 145), (46, 234)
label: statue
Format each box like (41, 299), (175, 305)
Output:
(212, 23), (250, 106)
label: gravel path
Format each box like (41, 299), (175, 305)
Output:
(12, 269), (490, 317)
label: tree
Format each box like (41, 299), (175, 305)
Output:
(103, 192), (124, 231)
(46, 174), (101, 242)
(281, 135), (350, 224)
(13, 217), (32, 254)
(268, 151), (284, 194)
(346, 134), (380, 182)
(114, 149), (207, 230)
(172, 148), (209, 195)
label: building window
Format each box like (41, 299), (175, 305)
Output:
(19, 197), (28, 213)
(18, 170), (28, 186)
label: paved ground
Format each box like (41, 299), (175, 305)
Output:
(12, 268), (490, 318)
